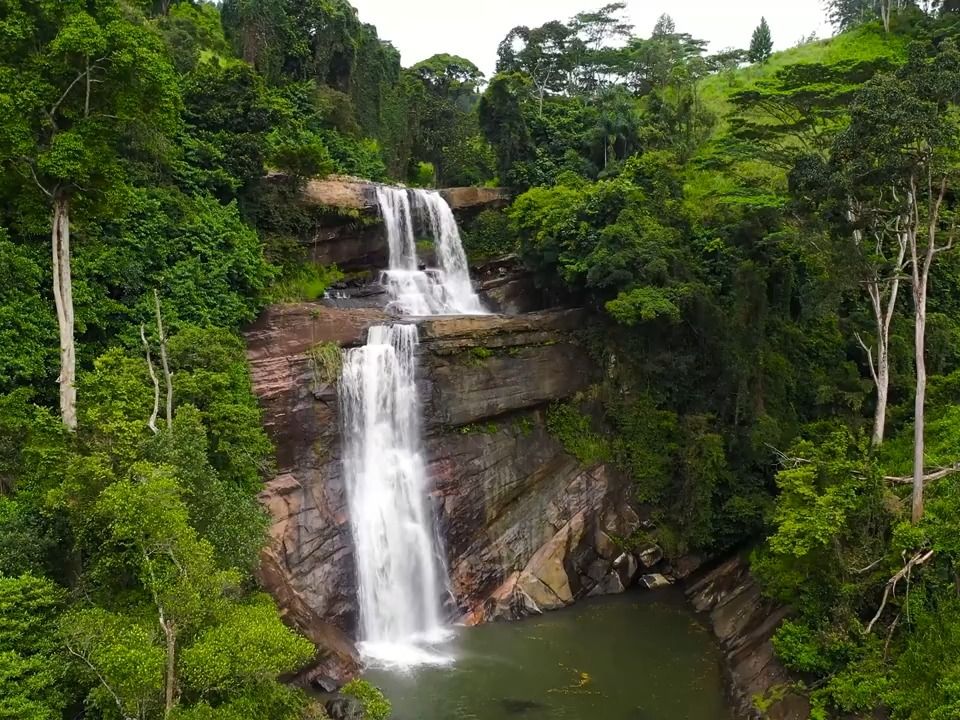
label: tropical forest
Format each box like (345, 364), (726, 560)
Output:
(3, 0), (960, 719)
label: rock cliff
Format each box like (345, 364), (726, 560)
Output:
(246, 304), (641, 680)
(687, 555), (810, 720)
(286, 176), (510, 269)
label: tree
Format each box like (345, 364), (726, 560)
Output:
(836, 42), (960, 521)
(478, 72), (533, 181)
(0, 574), (67, 720)
(728, 58), (894, 169)
(496, 22), (575, 115)
(0, 1), (180, 430)
(825, 0), (917, 32)
(749, 17), (774, 64)
(407, 55), (493, 185)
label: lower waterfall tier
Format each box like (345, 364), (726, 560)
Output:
(247, 307), (648, 678)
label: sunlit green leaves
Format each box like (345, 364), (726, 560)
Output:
(180, 595), (313, 693)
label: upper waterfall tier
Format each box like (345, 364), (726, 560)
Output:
(375, 187), (487, 316)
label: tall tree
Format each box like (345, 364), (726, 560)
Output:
(837, 41), (960, 520)
(825, 0), (917, 32)
(0, 1), (180, 429)
(408, 54), (491, 185)
(496, 22), (575, 114)
(748, 17), (774, 64)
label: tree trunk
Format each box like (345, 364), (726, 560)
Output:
(853, 210), (906, 448)
(52, 193), (77, 431)
(154, 291), (173, 430)
(912, 270), (927, 523)
(873, 342), (889, 446)
(161, 614), (177, 718)
(908, 174), (950, 523)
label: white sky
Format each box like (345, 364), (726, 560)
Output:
(349, 0), (833, 77)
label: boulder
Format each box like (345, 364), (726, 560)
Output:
(594, 530), (618, 560)
(325, 696), (365, 720)
(637, 542), (664, 568)
(671, 554), (704, 580)
(588, 571), (624, 597)
(514, 512), (586, 611)
(639, 573), (672, 590)
(613, 552), (640, 587)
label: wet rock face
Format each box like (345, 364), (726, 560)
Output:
(428, 418), (640, 623)
(687, 556), (810, 720)
(246, 304), (643, 664)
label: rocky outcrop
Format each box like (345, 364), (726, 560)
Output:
(687, 555), (810, 720)
(293, 177), (510, 269)
(300, 176), (509, 214)
(439, 186), (510, 211)
(246, 303), (642, 673)
(473, 256), (555, 317)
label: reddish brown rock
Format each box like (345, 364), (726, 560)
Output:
(293, 178), (510, 269)
(298, 176), (509, 214)
(302, 176), (377, 211)
(438, 186), (510, 210)
(246, 304), (639, 676)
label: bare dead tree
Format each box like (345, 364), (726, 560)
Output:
(865, 548), (935, 634)
(153, 291), (173, 431)
(141, 324), (160, 435)
(849, 197), (909, 447)
(51, 189), (76, 430)
(905, 172), (955, 522)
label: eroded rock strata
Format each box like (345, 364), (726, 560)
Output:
(687, 555), (810, 720)
(281, 175), (511, 269)
(246, 304), (644, 678)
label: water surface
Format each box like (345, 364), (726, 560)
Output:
(365, 588), (732, 720)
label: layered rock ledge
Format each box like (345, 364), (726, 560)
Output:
(246, 304), (643, 679)
(300, 176), (510, 214)
(289, 176), (510, 269)
(687, 555), (810, 720)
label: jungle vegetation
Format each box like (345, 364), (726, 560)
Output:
(2, 0), (960, 718)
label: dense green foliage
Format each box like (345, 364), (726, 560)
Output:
(4, 0), (960, 718)
(477, 4), (960, 718)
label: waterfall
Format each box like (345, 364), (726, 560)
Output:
(340, 325), (450, 667)
(340, 187), (482, 669)
(375, 186), (486, 316)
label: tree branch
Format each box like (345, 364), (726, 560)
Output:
(854, 331), (879, 385)
(865, 549), (935, 634)
(885, 463), (960, 485)
(22, 160), (52, 198)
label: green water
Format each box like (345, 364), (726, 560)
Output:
(365, 589), (733, 720)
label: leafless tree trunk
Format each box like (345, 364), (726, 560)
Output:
(141, 325), (160, 434)
(52, 193), (77, 430)
(160, 608), (177, 718)
(880, 0), (893, 33)
(154, 291), (173, 431)
(906, 172), (954, 523)
(851, 202), (908, 447)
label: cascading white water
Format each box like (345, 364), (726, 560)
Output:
(339, 324), (450, 668)
(375, 186), (486, 315)
(340, 187), (483, 669)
